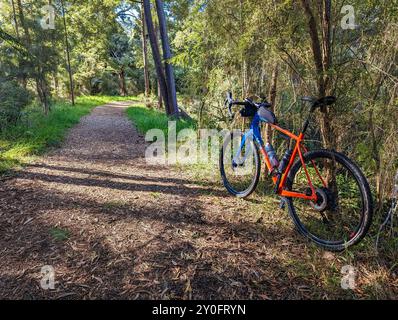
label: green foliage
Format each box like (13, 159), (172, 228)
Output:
(0, 81), (32, 130)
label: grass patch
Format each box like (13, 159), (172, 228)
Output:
(150, 192), (161, 199)
(49, 227), (70, 242)
(103, 200), (126, 209)
(0, 95), (134, 175)
(125, 105), (196, 138)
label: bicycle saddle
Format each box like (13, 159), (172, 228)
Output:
(257, 106), (277, 124)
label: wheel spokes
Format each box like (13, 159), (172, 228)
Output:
(291, 156), (364, 244)
(222, 133), (258, 195)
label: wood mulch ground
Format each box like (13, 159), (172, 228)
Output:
(0, 101), (396, 299)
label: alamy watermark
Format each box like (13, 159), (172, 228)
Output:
(145, 122), (257, 171)
(40, 5), (56, 30)
(40, 265), (55, 290)
(145, 121), (229, 165)
(341, 5), (357, 30)
(341, 265), (356, 290)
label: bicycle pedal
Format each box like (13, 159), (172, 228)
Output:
(279, 198), (286, 209)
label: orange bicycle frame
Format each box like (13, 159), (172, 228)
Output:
(259, 124), (326, 202)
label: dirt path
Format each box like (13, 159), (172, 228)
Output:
(0, 101), (393, 299)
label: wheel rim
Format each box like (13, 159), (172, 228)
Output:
(288, 154), (366, 246)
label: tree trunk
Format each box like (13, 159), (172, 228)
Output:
(300, 0), (335, 150)
(61, 0), (75, 105)
(142, 0), (171, 115)
(321, 0), (332, 94)
(239, 0), (247, 98)
(36, 71), (50, 115)
(369, 107), (381, 193)
(301, 0), (337, 196)
(242, 57), (248, 97)
(267, 64), (279, 143)
(16, 0), (31, 45)
(53, 71), (59, 96)
(12, 0), (27, 88)
(119, 68), (127, 96)
(300, 0), (325, 94)
(157, 79), (163, 109)
(155, 24), (164, 110)
(155, 0), (179, 116)
(141, 1), (150, 98)
(10, 0), (20, 38)
(318, 0), (335, 154)
(17, 0), (50, 113)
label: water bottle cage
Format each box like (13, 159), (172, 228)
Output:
(269, 167), (279, 177)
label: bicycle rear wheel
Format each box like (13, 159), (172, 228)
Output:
(219, 131), (260, 198)
(285, 149), (373, 251)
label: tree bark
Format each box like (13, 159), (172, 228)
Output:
(267, 64), (279, 143)
(157, 79), (163, 109)
(53, 71), (59, 96)
(16, 0), (31, 45)
(11, 0), (29, 89)
(321, 0), (332, 94)
(12, 0), (28, 88)
(319, 0), (335, 151)
(36, 71), (50, 115)
(142, 0), (171, 115)
(300, 0), (335, 150)
(300, 0), (325, 96)
(119, 68), (128, 96)
(242, 58), (248, 97)
(141, 1), (151, 98)
(301, 0), (337, 196)
(61, 0), (75, 105)
(10, 0), (20, 38)
(17, 0), (50, 113)
(155, 0), (179, 116)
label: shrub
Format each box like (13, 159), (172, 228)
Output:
(0, 81), (32, 131)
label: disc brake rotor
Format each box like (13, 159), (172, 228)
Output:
(310, 187), (335, 212)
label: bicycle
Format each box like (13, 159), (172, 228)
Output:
(220, 92), (373, 251)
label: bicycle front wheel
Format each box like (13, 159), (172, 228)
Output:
(285, 149), (373, 251)
(219, 131), (260, 198)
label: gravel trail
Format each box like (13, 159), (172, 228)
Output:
(0, 101), (338, 299)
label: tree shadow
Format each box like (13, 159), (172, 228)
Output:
(0, 179), (328, 299)
(28, 163), (218, 188)
(16, 170), (226, 198)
